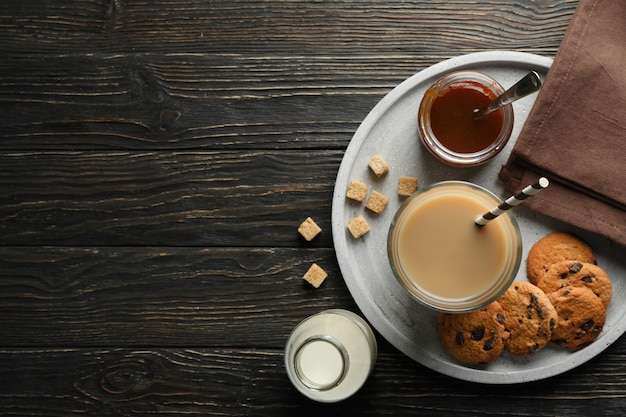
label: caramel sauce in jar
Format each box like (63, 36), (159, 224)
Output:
(418, 71), (514, 167)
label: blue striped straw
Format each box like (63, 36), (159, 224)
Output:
(475, 177), (550, 226)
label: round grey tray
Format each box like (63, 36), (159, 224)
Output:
(331, 51), (626, 384)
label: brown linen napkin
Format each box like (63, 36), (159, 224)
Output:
(499, 0), (626, 247)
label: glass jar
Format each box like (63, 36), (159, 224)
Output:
(418, 71), (514, 167)
(284, 309), (377, 402)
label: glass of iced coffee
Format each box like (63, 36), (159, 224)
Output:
(387, 181), (522, 313)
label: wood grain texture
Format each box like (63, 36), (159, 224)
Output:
(0, 1), (576, 150)
(1, 347), (625, 416)
(0, 1), (576, 55)
(5, 0), (624, 416)
(0, 246), (355, 347)
(0, 150), (340, 246)
(0, 54), (381, 150)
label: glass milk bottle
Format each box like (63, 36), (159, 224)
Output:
(284, 309), (377, 402)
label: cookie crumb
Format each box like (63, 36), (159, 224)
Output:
(365, 190), (389, 214)
(347, 214), (370, 238)
(398, 176), (418, 197)
(368, 155), (389, 177)
(298, 217), (322, 241)
(346, 179), (368, 202)
(303, 263), (328, 288)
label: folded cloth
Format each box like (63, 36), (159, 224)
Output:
(500, 0), (626, 247)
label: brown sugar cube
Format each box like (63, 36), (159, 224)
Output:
(368, 155), (389, 177)
(298, 217), (322, 241)
(303, 263), (328, 288)
(346, 179), (368, 202)
(347, 214), (370, 238)
(365, 190), (389, 214)
(398, 176), (418, 197)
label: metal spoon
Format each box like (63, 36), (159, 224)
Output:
(473, 71), (542, 120)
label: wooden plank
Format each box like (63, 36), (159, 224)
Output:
(0, 0), (576, 151)
(0, 1), (576, 55)
(8, 1), (622, 416)
(0, 50), (565, 150)
(0, 150), (342, 246)
(0, 54), (384, 150)
(0, 246), (357, 347)
(1, 347), (625, 416)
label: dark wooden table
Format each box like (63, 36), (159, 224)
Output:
(1, 1), (625, 415)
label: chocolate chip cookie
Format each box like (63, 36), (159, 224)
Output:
(498, 281), (557, 356)
(437, 302), (508, 365)
(548, 286), (606, 350)
(538, 260), (612, 309)
(526, 232), (596, 284)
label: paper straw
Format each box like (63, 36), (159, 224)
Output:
(475, 177), (550, 226)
